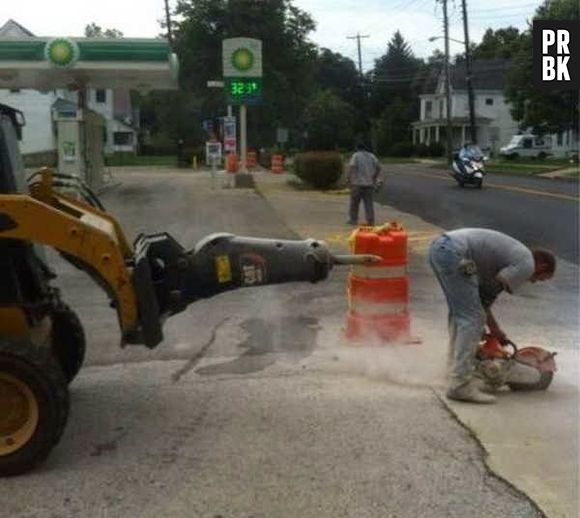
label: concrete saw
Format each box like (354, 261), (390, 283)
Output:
(475, 334), (557, 392)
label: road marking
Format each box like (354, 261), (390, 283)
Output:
(390, 169), (579, 202)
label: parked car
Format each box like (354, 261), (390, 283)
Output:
(500, 135), (552, 159)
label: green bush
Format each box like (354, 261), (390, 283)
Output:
(413, 143), (430, 157)
(294, 151), (343, 189)
(428, 142), (445, 157)
(389, 141), (414, 157)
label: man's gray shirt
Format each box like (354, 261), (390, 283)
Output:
(446, 228), (534, 298)
(349, 151), (380, 186)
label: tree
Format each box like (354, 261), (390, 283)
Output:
(473, 27), (526, 60)
(505, 0), (579, 134)
(369, 31), (423, 153)
(315, 49), (361, 104)
(302, 90), (356, 150)
(84, 23), (124, 38)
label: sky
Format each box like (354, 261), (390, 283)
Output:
(0, 0), (541, 71)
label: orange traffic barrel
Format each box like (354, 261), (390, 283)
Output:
(345, 222), (411, 343)
(271, 154), (284, 174)
(247, 151), (257, 169)
(226, 153), (239, 173)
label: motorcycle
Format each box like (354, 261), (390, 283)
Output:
(451, 154), (487, 189)
(475, 334), (557, 392)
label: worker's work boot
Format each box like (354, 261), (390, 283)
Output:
(446, 380), (497, 404)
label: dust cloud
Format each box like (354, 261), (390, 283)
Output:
(314, 317), (449, 389)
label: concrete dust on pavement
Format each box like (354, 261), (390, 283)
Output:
(255, 170), (579, 518)
(1, 168), (573, 518)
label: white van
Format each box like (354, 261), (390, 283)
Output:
(499, 135), (552, 159)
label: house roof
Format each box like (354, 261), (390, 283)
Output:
(451, 59), (513, 91)
(422, 59), (513, 94)
(0, 19), (35, 37)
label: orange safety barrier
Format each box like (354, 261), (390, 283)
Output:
(247, 151), (257, 168)
(226, 153), (239, 173)
(345, 222), (412, 343)
(271, 154), (284, 174)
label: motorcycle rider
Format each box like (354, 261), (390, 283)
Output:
(456, 141), (483, 176)
(429, 228), (556, 404)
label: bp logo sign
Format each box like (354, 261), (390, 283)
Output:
(44, 38), (79, 68)
(231, 47), (254, 72)
(223, 38), (262, 78)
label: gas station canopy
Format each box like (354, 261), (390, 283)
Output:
(0, 37), (178, 91)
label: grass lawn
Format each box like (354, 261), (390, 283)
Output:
(105, 154), (178, 167)
(485, 158), (571, 176)
(379, 157), (421, 164)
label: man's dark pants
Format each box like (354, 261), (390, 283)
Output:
(349, 185), (375, 225)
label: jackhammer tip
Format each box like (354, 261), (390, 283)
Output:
(332, 254), (382, 265)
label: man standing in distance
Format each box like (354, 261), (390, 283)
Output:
(347, 143), (383, 226)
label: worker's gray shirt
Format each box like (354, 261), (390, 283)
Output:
(349, 151), (380, 186)
(445, 228), (534, 299)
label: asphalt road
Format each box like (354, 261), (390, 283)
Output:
(2, 169), (544, 518)
(376, 164), (579, 264)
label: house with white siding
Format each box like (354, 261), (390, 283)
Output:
(412, 58), (578, 158)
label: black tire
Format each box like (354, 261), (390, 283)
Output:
(51, 303), (86, 384)
(0, 339), (69, 476)
(476, 179), (483, 189)
(507, 371), (554, 392)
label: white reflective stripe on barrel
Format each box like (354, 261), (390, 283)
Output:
(349, 299), (408, 316)
(352, 264), (407, 279)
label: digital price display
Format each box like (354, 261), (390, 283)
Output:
(226, 78), (263, 105)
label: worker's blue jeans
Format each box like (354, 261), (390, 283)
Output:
(349, 185), (375, 225)
(428, 235), (485, 387)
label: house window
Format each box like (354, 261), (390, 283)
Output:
(439, 100), (444, 119)
(557, 132), (563, 146)
(95, 89), (107, 103)
(425, 101), (433, 119)
(485, 98), (494, 106)
(113, 132), (133, 146)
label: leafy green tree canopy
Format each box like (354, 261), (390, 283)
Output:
(505, 0), (579, 134)
(84, 23), (124, 38)
(302, 90), (356, 150)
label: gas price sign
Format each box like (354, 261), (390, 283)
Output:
(226, 78), (263, 105)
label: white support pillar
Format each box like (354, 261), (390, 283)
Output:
(461, 125), (466, 145)
(435, 125), (440, 143)
(240, 104), (247, 173)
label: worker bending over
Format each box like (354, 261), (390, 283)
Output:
(429, 228), (556, 404)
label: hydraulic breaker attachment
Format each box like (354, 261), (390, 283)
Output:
(128, 232), (379, 348)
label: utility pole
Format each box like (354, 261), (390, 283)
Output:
(164, 0), (173, 48)
(347, 33), (370, 76)
(347, 32), (371, 146)
(461, 0), (476, 144)
(441, 0), (453, 164)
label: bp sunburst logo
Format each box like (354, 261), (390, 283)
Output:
(44, 38), (79, 68)
(231, 47), (254, 72)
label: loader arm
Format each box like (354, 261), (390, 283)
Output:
(1, 168), (376, 349)
(0, 177), (139, 338)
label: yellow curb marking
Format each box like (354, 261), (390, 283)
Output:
(391, 169), (579, 202)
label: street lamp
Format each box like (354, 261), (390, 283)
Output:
(428, 36), (465, 45)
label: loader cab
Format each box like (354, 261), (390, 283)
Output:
(0, 103), (26, 194)
(0, 103), (52, 313)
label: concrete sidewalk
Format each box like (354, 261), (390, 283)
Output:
(254, 170), (579, 518)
